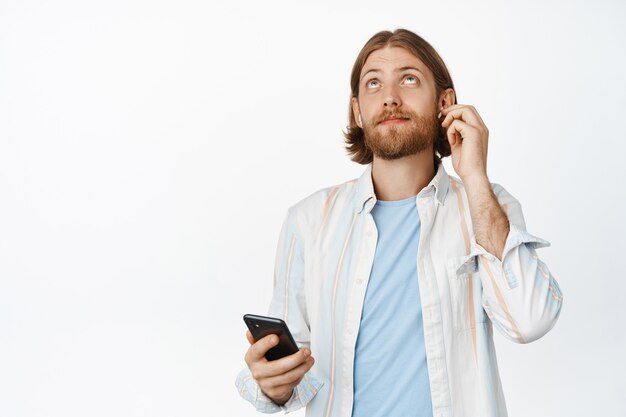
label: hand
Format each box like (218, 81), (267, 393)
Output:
(244, 330), (315, 406)
(440, 104), (489, 182)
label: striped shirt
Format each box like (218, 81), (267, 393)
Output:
(235, 162), (563, 417)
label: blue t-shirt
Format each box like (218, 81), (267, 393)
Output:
(352, 195), (433, 417)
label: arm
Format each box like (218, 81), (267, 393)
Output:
(463, 175), (509, 261)
(235, 207), (324, 413)
(464, 181), (563, 343)
(441, 104), (563, 343)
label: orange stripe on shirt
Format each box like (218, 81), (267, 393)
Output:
(283, 235), (296, 322)
(450, 179), (478, 363)
(325, 211), (358, 417)
(450, 179), (471, 255)
(321, 186), (340, 230)
(479, 256), (525, 343)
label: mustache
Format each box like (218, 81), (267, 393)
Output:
(375, 110), (430, 124)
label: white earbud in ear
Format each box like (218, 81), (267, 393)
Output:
(357, 115), (362, 127)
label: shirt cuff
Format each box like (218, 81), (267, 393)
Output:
(235, 367), (324, 414)
(453, 223), (551, 276)
(473, 223), (550, 259)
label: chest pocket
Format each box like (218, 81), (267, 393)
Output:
(445, 255), (488, 330)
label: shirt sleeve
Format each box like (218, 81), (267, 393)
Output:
(459, 183), (564, 344)
(234, 207), (324, 413)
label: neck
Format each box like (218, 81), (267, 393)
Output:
(371, 150), (436, 201)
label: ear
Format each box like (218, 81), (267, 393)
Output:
(438, 88), (456, 110)
(351, 96), (362, 127)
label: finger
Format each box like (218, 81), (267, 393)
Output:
(446, 119), (477, 147)
(446, 104), (486, 126)
(261, 356), (315, 388)
(439, 103), (465, 114)
(249, 334), (280, 361)
(439, 103), (466, 123)
(246, 330), (255, 346)
(472, 106), (486, 126)
(441, 105), (483, 130)
(441, 106), (480, 129)
(255, 348), (312, 379)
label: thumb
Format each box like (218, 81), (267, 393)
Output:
(446, 124), (460, 148)
(246, 330), (255, 345)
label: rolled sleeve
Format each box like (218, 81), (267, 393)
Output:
(460, 186), (564, 344)
(469, 224), (551, 290)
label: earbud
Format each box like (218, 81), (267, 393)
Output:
(357, 115), (362, 127)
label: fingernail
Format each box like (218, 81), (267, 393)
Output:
(304, 349), (310, 357)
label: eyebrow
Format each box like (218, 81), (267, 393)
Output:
(360, 66), (425, 81)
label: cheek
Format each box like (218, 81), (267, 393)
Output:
(404, 91), (435, 108)
(357, 97), (376, 118)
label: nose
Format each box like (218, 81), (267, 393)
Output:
(383, 85), (401, 108)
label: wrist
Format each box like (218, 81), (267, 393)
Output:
(267, 388), (294, 406)
(461, 172), (490, 191)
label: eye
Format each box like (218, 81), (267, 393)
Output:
(365, 79), (378, 88)
(403, 75), (419, 85)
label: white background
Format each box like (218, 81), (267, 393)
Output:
(1, 0), (625, 416)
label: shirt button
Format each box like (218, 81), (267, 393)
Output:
(356, 278), (363, 285)
(366, 230), (373, 237)
(347, 328), (354, 334)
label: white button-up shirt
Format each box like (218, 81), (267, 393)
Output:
(236, 162), (563, 417)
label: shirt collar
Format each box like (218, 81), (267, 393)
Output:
(354, 161), (450, 214)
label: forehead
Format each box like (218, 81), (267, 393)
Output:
(361, 45), (431, 79)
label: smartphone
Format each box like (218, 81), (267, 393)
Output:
(243, 314), (300, 361)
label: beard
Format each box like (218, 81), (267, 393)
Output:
(362, 108), (442, 161)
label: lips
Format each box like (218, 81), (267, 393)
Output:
(379, 116), (409, 124)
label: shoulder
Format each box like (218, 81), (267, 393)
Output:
(286, 176), (360, 232)
(448, 174), (528, 229)
(448, 174), (520, 206)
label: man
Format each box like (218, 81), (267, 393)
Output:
(235, 28), (563, 417)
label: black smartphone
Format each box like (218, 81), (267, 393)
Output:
(243, 314), (300, 361)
